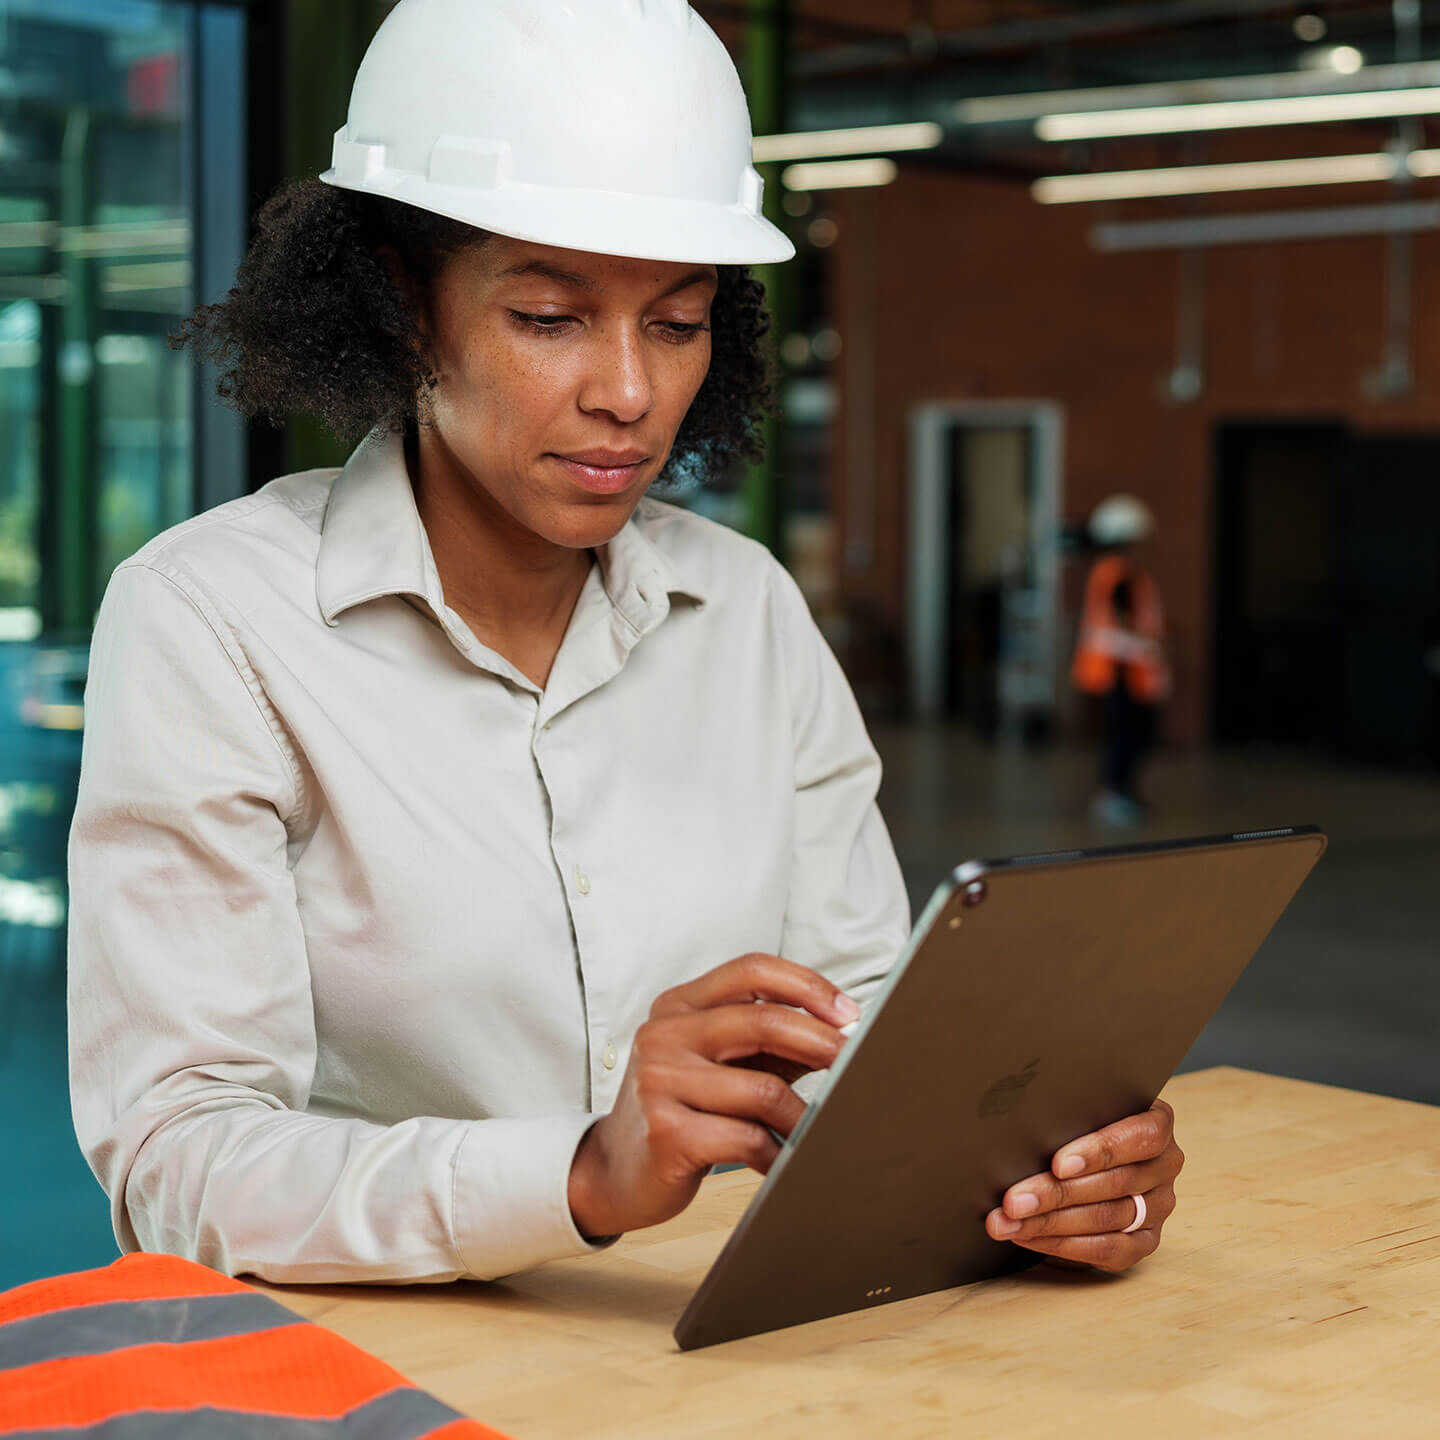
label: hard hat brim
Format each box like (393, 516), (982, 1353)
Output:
(320, 170), (796, 266)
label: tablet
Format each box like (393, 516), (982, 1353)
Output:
(674, 825), (1327, 1350)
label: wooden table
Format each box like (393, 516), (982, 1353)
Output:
(269, 1068), (1440, 1439)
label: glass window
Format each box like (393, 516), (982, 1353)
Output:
(0, 0), (196, 637)
(0, 294), (42, 635)
(0, 0), (248, 1291)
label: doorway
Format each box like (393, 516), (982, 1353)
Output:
(1214, 423), (1440, 768)
(907, 402), (1063, 739)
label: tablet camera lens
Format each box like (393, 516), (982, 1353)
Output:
(963, 880), (987, 907)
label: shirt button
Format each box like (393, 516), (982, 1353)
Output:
(602, 1043), (618, 1071)
(574, 866), (591, 895)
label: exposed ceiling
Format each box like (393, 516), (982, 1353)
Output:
(700, 1), (1412, 76)
(694, 2), (1439, 188)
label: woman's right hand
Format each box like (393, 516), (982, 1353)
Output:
(566, 953), (858, 1240)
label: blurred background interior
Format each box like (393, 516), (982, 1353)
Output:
(1, 0), (1437, 1291)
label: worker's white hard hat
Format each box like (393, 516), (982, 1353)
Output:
(1089, 495), (1156, 547)
(320, 0), (794, 267)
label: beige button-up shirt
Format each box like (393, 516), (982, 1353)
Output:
(68, 429), (910, 1285)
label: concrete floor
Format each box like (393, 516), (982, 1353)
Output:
(872, 725), (1440, 1108)
(1, 727), (1436, 1292)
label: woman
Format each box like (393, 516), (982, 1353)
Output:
(68, 0), (1181, 1285)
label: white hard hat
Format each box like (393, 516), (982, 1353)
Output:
(1089, 494), (1156, 547)
(320, 0), (795, 267)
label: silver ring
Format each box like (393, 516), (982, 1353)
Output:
(1121, 1191), (1147, 1234)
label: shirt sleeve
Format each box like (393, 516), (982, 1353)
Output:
(68, 561), (605, 1284)
(768, 562), (912, 1012)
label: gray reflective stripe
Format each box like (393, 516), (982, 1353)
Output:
(6, 1389), (467, 1440)
(0, 1292), (303, 1372)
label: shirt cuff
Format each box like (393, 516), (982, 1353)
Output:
(451, 1112), (613, 1281)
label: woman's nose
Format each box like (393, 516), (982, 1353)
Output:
(578, 324), (654, 425)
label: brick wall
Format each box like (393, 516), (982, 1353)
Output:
(828, 164), (1440, 745)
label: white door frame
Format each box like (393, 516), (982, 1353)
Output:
(906, 400), (1066, 722)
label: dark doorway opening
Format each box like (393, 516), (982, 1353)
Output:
(1215, 423), (1440, 769)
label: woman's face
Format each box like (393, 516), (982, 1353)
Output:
(419, 235), (718, 552)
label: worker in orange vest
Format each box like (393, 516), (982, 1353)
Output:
(1071, 495), (1172, 828)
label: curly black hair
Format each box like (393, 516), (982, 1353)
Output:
(173, 180), (776, 486)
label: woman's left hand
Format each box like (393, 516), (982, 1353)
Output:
(983, 1098), (1183, 1272)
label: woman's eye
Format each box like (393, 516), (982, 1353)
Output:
(655, 321), (710, 344)
(508, 312), (709, 342)
(509, 311), (575, 336)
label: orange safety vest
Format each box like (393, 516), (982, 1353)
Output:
(0, 1253), (510, 1439)
(1071, 555), (1172, 704)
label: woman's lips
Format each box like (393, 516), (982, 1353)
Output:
(552, 455), (649, 495)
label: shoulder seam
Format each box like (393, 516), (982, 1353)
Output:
(120, 561), (305, 820)
(138, 491), (327, 566)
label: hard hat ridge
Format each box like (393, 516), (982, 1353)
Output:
(321, 0), (794, 266)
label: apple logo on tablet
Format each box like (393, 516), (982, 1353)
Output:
(978, 1059), (1041, 1118)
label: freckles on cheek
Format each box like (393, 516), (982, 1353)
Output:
(669, 350), (711, 425)
(438, 331), (573, 472)
(442, 332), (509, 424)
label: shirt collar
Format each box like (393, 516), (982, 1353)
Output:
(594, 499), (707, 636)
(316, 428), (707, 630)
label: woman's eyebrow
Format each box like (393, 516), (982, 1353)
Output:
(657, 268), (718, 299)
(498, 260), (597, 290)
(497, 261), (716, 299)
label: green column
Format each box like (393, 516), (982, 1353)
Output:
(743, 0), (792, 560)
(57, 109), (97, 634)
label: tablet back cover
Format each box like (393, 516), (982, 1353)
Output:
(674, 828), (1326, 1350)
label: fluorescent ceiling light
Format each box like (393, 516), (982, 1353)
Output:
(1405, 150), (1440, 178)
(754, 121), (941, 165)
(957, 60), (1440, 127)
(1038, 86), (1440, 141)
(1033, 151), (1418, 203)
(783, 158), (899, 192)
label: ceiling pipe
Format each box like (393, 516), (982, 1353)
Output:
(1368, 0), (1424, 397)
(793, 0), (1377, 78)
(1092, 197), (1440, 250)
